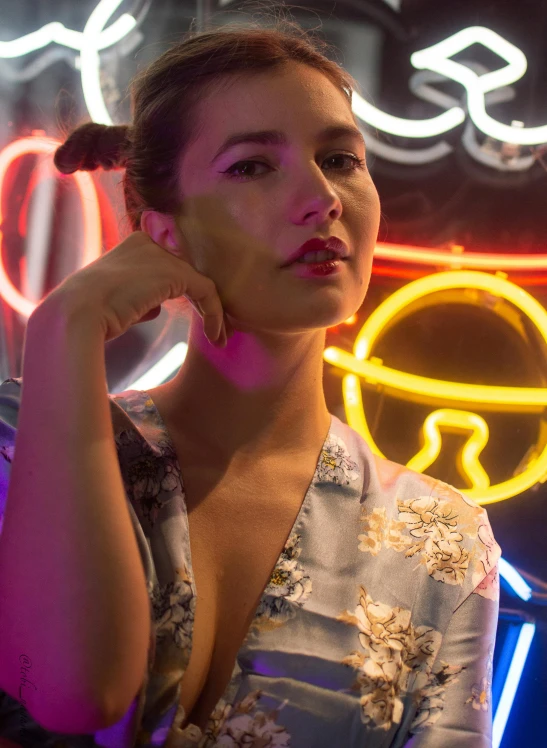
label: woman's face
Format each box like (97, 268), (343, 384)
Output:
(172, 61), (381, 334)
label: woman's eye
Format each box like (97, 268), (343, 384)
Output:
(323, 154), (367, 172)
(223, 160), (270, 179)
(223, 153), (366, 180)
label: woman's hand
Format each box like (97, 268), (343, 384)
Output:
(32, 231), (230, 345)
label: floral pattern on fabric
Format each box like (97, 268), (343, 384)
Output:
(115, 391), (176, 455)
(415, 480), (501, 597)
(151, 566), (196, 670)
(338, 585), (464, 731)
(114, 428), (181, 527)
(252, 532), (312, 632)
(473, 563), (499, 602)
(202, 700), (233, 746)
(410, 662), (466, 733)
(358, 507), (413, 556)
(465, 642), (494, 715)
(358, 487), (484, 586)
(315, 433), (359, 485)
(434, 479), (482, 512)
(397, 495), (474, 585)
(471, 519), (501, 601)
(207, 690), (291, 747)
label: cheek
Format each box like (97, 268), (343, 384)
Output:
(206, 224), (277, 301)
(358, 183), (381, 231)
(210, 245), (266, 310)
(370, 187), (382, 235)
(178, 193), (253, 270)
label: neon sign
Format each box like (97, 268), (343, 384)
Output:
(373, 242), (547, 274)
(353, 26), (547, 170)
(410, 27), (545, 146)
(0, 135), (102, 318)
(1, 10), (543, 171)
(0, 0), (139, 124)
(324, 270), (547, 504)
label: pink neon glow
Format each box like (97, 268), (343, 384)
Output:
(0, 134), (102, 318)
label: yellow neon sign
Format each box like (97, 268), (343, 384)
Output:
(325, 270), (547, 505)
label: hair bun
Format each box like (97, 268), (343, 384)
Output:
(54, 122), (131, 174)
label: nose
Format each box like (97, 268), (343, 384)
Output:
(292, 163), (343, 224)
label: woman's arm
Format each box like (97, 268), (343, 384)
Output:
(0, 302), (150, 734)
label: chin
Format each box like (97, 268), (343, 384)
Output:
(227, 290), (360, 333)
(294, 301), (360, 330)
(257, 310), (355, 334)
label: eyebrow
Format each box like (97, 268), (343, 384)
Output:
(210, 124), (366, 164)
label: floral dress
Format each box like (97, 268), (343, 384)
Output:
(0, 378), (501, 747)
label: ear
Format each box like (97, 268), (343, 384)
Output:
(141, 210), (183, 255)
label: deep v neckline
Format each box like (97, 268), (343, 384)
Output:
(141, 388), (333, 604)
(139, 389), (334, 735)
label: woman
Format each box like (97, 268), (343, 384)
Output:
(0, 13), (500, 748)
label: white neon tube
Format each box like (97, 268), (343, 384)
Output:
(80, 0), (137, 124)
(126, 342), (189, 391)
(498, 558), (533, 601)
(492, 623), (536, 748)
(362, 128), (453, 164)
(0, 13), (134, 56)
(0, 0), (137, 126)
(412, 27), (527, 94)
(352, 90), (465, 139)
(352, 26), (547, 147)
(411, 27), (547, 145)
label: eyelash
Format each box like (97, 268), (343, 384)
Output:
(222, 153), (367, 180)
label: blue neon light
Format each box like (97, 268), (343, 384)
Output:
(492, 558), (536, 748)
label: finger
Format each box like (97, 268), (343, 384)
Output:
(137, 306), (162, 324)
(186, 283), (224, 343)
(224, 314), (235, 339)
(186, 296), (223, 345)
(215, 326), (227, 348)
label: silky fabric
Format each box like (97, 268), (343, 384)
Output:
(0, 378), (501, 747)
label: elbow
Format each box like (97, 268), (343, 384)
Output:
(31, 687), (140, 734)
(33, 702), (113, 735)
(0, 660), (140, 735)
(23, 669), (147, 735)
(0, 617), (149, 735)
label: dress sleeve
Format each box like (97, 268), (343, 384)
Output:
(404, 506), (501, 748)
(0, 378), (23, 537)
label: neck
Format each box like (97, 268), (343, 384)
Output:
(157, 314), (331, 459)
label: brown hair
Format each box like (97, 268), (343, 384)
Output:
(53, 7), (359, 232)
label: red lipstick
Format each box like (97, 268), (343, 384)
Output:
(282, 237), (349, 267)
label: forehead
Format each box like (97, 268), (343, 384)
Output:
(184, 63), (356, 164)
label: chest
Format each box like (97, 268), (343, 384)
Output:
(174, 458), (316, 731)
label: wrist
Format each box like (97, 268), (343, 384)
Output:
(28, 292), (106, 342)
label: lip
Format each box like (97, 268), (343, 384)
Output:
(281, 237), (349, 267)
